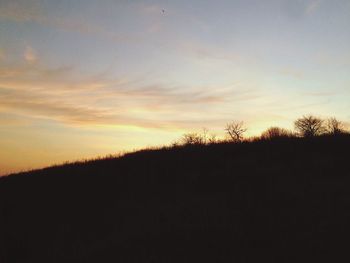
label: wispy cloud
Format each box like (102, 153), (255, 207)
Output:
(306, 0), (322, 14)
(0, 60), (260, 130)
(0, 112), (30, 126)
(0, 88), (117, 125)
(279, 68), (305, 79)
(0, 49), (4, 60)
(137, 4), (164, 15)
(0, 85), (239, 130)
(0, 0), (135, 42)
(178, 40), (242, 62)
(282, 0), (322, 18)
(0, 0), (42, 22)
(302, 91), (338, 97)
(314, 51), (350, 67)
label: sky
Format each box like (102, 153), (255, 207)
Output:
(0, 0), (350, 175)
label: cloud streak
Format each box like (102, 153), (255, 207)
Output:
(0, 60), (260, 130)
(0, 0), (136, 43)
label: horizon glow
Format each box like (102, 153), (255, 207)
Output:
(1, 0), (350, 175)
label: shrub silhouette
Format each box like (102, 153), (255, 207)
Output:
(181, 132), (205, 145)
(207, 133), (218, 143)
(260, 127), (293, 140)
(179, 128), (218, 145)
(325, 117), (346, 135)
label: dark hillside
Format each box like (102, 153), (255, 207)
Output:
(1, 135), (350, 262)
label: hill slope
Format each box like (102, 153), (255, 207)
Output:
(1, 136), (350, 262)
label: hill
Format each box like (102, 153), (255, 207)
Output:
(1, 135), (350, 262)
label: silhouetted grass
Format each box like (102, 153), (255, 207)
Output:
(1, 134), (350, 262)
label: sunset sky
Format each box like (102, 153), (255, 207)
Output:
(1, 0), (350, 175)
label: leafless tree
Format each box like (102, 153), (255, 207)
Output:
(225, 121), (247, 142)
(326, 117), (345, 135)
(294, 115), (325, 137)
(261, 127), (292, 139)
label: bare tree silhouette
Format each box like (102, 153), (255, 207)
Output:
(225, 121), (247, 142)
(294, 115), (325, 137)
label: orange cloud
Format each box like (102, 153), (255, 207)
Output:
(24, 46), (38, 63)
(0, 49), (4, 60)
(0, 59), (261, 131)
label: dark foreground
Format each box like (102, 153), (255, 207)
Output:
(1, 135), (350, 262)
